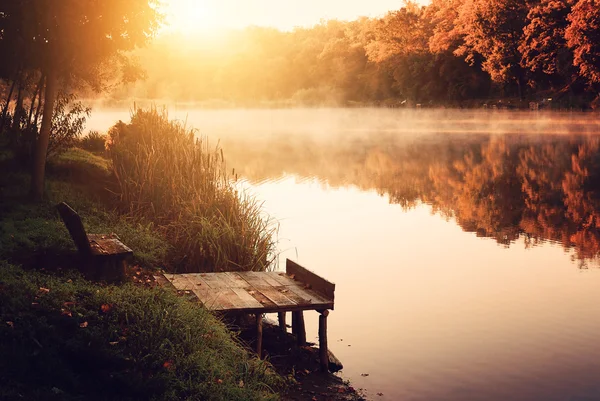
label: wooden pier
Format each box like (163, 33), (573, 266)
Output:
(155, 259), (335, 371)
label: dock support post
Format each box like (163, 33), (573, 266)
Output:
(278, 312), (286, 332)
(319, 310), (330, 372)
(256, 313), (263, 358)
(292, 311), (306, 346)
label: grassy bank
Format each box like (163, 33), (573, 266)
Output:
(0, 262), (280, 401)
(0, 132), (282, 399)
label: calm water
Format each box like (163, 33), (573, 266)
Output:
(90, 108), (600, 401)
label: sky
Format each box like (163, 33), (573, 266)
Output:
(166, 0), (429, 33)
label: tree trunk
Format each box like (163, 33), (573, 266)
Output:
(0, 76), (17, 135)
(12, 81), (24, 132)
(31, 70), (58, 201)
(28, 74), (44, 130)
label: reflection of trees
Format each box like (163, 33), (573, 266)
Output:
(223, 133), (600, 263)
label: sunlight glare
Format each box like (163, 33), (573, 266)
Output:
(165, 0), (220, 33)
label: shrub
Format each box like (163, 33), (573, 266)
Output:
(107, 107), (276, 272)
(79, 130), (108, 153)
(47, 94), (92, 159)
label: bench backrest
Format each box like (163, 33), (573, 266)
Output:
(286, 259), (335, 301)
(56, 202), (92, 256)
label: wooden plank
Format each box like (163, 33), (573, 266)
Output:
(236, 271), (274, 288)
(286, 284), (331, 306)
(286, 259), (335, 301)
(206, 289), (239, 311)
(153, 274), (173, 289)
(230, 288), (265, 309)
(265, 271), (299, 286)
(223, 272), (252, 288)
(254, 286), (297, 307)
(199, 273), (232, 289)
(167, 274), (198, 290)
(56, 202), (92, 255)
(244, 288), (278, 309)
(181, 273), (212, 290)
(250, 271), (283, 287)
(88, 235), (133, 256)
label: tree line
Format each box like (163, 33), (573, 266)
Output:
(107, 0), (600, 108)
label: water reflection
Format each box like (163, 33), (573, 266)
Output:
(222, 133), (600, 265)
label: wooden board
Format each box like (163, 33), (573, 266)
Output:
(88, 234), (133, 257)
(286, 259), (335, 301)
(158, 259), (334, 314)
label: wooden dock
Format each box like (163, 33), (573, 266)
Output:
(155, 259), (335, 371)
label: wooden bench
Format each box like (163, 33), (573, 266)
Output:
(56, 202), (133, 282)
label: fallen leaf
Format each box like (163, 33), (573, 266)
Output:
(338, 388), (346, 393)
(61, 310), (72, 317)
(217, 379), (223, 384)
(238, 380), (244, 388)
(79, 322), (88, 328)
(63, 301), (75, 307)
(100, 304), (112, 313)
(66, 279), (73, 283)
(163, 361), (174, 369)
(6, 321), (14, 329)
(109, 341), (119, 346)
(39, 287), (50, 294)
(31, 302), (39, 306)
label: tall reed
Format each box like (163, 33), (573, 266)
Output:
(107, 107), (276, 272)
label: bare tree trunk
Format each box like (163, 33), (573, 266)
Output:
(12, 81), (24, 132)
(33, 78), (45, 129)
(27, 74), (44, 130)
(0, 76), (17, 134)
(31, 70), (58, 201)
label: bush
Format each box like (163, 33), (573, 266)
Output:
(47, 94), (91, 159)
(0, 263), (281, 400)
(79, 130), (108, 153)
(107, 107), (276, 272)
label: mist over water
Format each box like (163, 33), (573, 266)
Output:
(90, 108), (600, 400)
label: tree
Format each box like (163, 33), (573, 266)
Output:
(455, 0), (531, 97)
(565, 0), (600, 85)
(519, 0), (575, 89)
(0, 0), (161, 199)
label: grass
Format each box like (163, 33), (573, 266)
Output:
(0, 262), (281, 401)
(107, 107), (277, 272)
(0, 145), (283, 400)
(0, 150), (169, 268)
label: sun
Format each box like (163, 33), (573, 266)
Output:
(164, 0), (221, 34)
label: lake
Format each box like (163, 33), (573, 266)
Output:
(89, 108), (600, 401)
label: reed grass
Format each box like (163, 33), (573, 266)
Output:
(107, 107), (276, 272)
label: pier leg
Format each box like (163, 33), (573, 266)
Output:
(256, 313), (263, 358)
(292, 311), (306, 346)
(319, 310), (330, 372)
(278, 312), (286, 332)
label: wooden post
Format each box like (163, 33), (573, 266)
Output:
(278, 312), (286, 332)
(292, 311), (306, 346)
(319, 310), (330, 372)
(256, 313), (263, 358)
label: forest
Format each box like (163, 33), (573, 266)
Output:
(101, 0), (600, 108)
